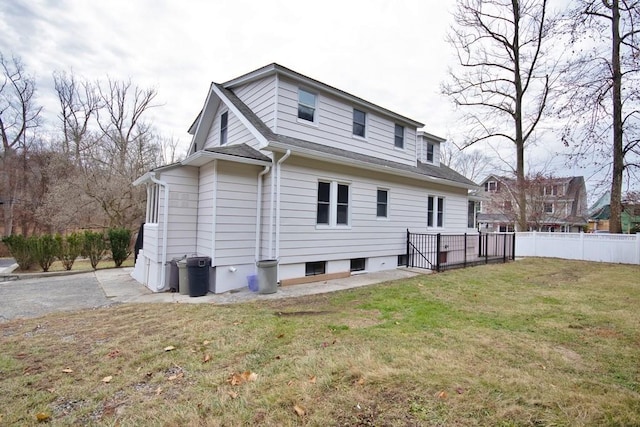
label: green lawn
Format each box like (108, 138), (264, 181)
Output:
(0, 258), (638, 426)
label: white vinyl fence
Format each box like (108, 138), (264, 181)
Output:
(516, 232), (640, 265)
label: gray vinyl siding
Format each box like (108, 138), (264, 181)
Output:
(215, 162), (260, 266)
(275, 77), (417, 166)
(260, 168), (275, 260)
(203, 104), (257, 150)
(233, 75), (277, 130)
(196, 162), (215, 256)
(277, 156), (468, 264)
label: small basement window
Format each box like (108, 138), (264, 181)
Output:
(398, 254), (408, 266)
(350, 258), (365, 272)
(305, 261), (326, 276)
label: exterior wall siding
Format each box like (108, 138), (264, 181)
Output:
(276, 156), (469, 266)
(214, 162), (260, 266)
(203, 104), (257, 151)
(275, 77), (417, 166)
(233, 75), (277, 130)
(196, 162), (215, 256)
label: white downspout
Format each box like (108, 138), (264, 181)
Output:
(149, 173), (169, 291)
(255, 166), (271, 262)
(275, 149), (291, 259)
(211, 160), (218, 265)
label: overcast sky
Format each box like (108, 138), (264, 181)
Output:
(1, 0), (604, 195)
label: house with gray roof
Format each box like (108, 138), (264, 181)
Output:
(132, 64), (479, 293)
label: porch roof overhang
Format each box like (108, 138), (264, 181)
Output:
(181, 150), (271, 167)
(267, 140), (477, 191)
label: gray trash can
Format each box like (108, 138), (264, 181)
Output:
(169, 259), (180, 292)
(187, 256), (211, 297)
(177, 259), (189, 295)
(256, 259), (278, 294)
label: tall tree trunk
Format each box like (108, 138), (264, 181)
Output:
(609, 0), (623, 233)
(513, 0), (528, 232)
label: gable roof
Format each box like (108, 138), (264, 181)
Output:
(215, 83), (476, 189)
(223, 63), (424, 128)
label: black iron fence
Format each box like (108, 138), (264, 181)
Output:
(406, 230), (515, 272)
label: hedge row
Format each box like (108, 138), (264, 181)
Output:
(2, 228), (132, 272)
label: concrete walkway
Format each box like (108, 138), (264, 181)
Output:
(0, 263), (426, 322)
(96, 267), (427, 304)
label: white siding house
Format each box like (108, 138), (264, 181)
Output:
(132, 64), (478, 293)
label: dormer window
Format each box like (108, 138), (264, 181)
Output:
(426, 142), (434, 162)
(353, 109), (366, 138)
(298, 89), (316, 122)
(220, 111), (228, 145)
(485, 181), (498, 192)
(394, 124), (404, 148)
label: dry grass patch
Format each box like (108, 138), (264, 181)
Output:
(0, 258), (638, 426)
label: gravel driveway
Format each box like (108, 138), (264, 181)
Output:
(0, 272), (113, 322)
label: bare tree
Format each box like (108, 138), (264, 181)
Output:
(442, 0), (557, 231)
(440, 143), (496, 182)
(53, 70), (101, 165)
(560, 0), (640, 233)
(0, 53), (42, 236)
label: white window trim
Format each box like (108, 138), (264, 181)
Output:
(352, 108), (367, 139)
(316, 180), (352, 229)
(219, 110), (228, 146)
(297, 88), (318, 125)
(427, 195), (445, 229)
(376, 188), (390, 220)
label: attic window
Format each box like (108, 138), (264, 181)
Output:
(426, 142), (434, 162)
(353, 109), (366, 138)
(394, 124), (404, 148)
(485, 181), (497, 192)
(298, 89), (316, 122)
(220, 112), (228, 145)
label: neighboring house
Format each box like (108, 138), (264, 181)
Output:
(131, 64), (478, 293)
(588, 191), (640, 233)
(476, 174), (588, 232)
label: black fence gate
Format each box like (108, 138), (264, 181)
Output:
(406, 230), (515, 272)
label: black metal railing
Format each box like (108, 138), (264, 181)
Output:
(406, 230), (515, 272)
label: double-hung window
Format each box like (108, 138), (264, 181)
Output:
(394, 124), (404, 148)
(427, 196), (444, 228)
(316, 181), (350, 227)
(220, 111), (228, 145)
(353, 109), (366, 137)
(377, 189), (388, 218)
(426, 142), (434, 163)
(298, 89), (316, 122)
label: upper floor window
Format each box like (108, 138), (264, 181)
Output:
(485, 180), (498, 192)
(220, 111), (228, 145)
(298, 89), (316, 122)
(394, 124), (404, 148)
(544, 202), (554, 213)
(426, 142), (434, 162)
(377, 189), (388, 218)
(428, 196), (444, 228)
(317, 181), (350, 227)
(353, 109), (366, 138)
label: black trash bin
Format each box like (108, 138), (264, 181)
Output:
(187, 256), (211, 297)
(169, 258), (180, 292)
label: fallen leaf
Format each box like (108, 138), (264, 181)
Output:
(227, 371), (258, 385)
(228, 391), (238, 399)
(309, 375), (317, 384)
(47, 388), (55, 393)
(203, 340), (210, 345)
(35, 412), (51, 422)
(456, 387), (465, 395)
(276, 333), (284, 339)
(232, 321), (240, 326)
(287, 380), (295, 386)
(61, 368), (73, 373)
(168, 372), (184, 381)
(293, 405), (305, 417)
(155, 387), (162, 395)
(203, 354), (211, 363)
(355, 377), (365, 386)
(275, 355), (281, 360)
(136, 367), (142, 372)
(164, 346), (175, 352)
(101, 376), (113, 383)
(437, 390), (448, 399)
